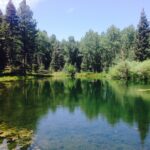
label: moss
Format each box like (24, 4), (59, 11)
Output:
(0, 122), (33, 150)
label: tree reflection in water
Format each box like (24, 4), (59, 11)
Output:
(0, 79), (150, 149)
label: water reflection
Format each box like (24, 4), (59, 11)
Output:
(0, 79), (150, 149)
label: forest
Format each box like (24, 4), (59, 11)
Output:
(1, 1), (150, 149)
(0, 0), (150, 81)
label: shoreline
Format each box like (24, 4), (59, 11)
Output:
(0, 72), (106, 82)
(0, 72), (149, 83)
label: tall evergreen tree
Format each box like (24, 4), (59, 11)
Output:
(0, 9), (8, 72)
(5, 0), (21, 68)
(18, 0), (37, 74)
(135, 9), (150, 61)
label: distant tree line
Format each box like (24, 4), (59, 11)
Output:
(0, 0), (150, 75)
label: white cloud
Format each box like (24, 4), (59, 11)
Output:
(66, 7), (75, 14)
(0, 0), (42, 12)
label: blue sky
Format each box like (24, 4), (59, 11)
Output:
(1, 0), (150, 40)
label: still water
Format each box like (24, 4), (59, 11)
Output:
(0, 79), (150, 150)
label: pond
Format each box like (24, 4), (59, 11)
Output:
(0, 79), (150, 150)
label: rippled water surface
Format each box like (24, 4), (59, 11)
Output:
(0, 79), (150, 150)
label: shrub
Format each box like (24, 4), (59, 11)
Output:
(64, 64), (76, 78)
(109, 60), (150, 82)
(109, 61), (131, 80)
(132, 60), (150, 81)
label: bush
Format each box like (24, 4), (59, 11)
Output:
(64, 64), (76, 77)
(132, 60), (150, 81)
(109, 61), (131, 80)
(109, 60), (150, 82)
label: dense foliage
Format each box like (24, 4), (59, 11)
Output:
(109, 60), (150, 82)
(0, 0), (150, 77)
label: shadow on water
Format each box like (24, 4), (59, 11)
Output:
(0, 79), (150, 149)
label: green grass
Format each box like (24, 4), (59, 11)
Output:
(0, 72), (67, 82)
(0, 76), (21, 82)
(76, 72), (107, 79)
(0, 71), (107, 82)
(51, 72), (69, 78)
(0, 76), (34, 82)
(137, 89), (150, 92)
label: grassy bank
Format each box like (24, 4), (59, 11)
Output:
(0, 76), (35, 82)
(0, 72), (67, 82)
(0, 72), (52, 82)
(76, 72), (107, 79)
(48, 72), (107, 80)
(0, 72), (107, 82)
(2, 59), (150, 83)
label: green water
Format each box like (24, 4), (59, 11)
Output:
(0, 79), (150, 149)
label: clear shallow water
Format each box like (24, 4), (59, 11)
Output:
(0, 79), (150, 149)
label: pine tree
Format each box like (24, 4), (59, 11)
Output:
(18, 0), (37, 74)
(0, 10), (7, 72)
(5, 0), (21, 68)
(135, 9), (150, 61)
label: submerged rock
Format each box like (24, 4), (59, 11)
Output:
(0, 139), (8, 150)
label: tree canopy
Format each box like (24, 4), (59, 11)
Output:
(0, 1), (150, 74)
